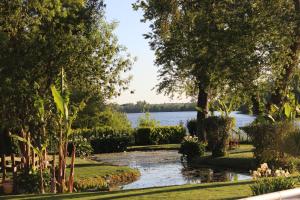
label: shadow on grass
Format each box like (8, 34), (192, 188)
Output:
(229, 150), (253, 155)
(1, 181), (252, 200)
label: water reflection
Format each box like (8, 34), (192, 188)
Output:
(94, 150), (251, 190)
(181, 166), (249, 184)
(122, 161), (251, 190)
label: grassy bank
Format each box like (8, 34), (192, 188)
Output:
(1, 180), (253, 200)
(128, 144), (180, 151)
(192, 145), (256, 170)
(66, 158), (140, 189)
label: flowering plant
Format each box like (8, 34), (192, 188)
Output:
(250, 163), (290, 180)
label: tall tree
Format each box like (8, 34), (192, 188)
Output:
(0, 0), (133, 193)
(133, 1), (259, 139)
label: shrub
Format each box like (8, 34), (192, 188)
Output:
(186, 119), (197, 135)
(179, 136), (206, 159)
(204, 116), (235, 157)
(250, 163), (295, 195)
(74, 177), (108, 192)
(251, 177), (295, 196)
(135, 128), (151, 145)
(74, 126), (133, 153)
(15, 169), (51, 194)
(134, 126), (186, 145)
(243, 121), (297, 169)
(137, 112), (160, 128)
(68, 135), (93, 158)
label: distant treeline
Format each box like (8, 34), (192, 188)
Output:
(117, 101), (197, 113)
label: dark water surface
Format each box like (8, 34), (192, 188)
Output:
(94, 151), (251, 190)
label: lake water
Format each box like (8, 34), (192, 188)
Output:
(127, 111), (255, 128)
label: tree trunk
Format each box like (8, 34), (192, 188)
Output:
(196, 86), (209, 141)
(39, 157), (45, 194)
(61, 140), (68, 193)
(58, 125), (64, 193)
(51, 154), (56, 193)
(68, 144), (76, 193)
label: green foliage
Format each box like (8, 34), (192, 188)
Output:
(135, 128), (151, 145)
(251, 177), (296, 196)
(137, 112), (160, 128)
(282, 130), (300, 157)
(267, 93), (299, 121)
(68, 136), (93, 158)
(243, 121), (297, 170)
(205, 116), (235, 157)
(15, 170), (51, 194)
(0, 130), (19, 155)
(179, 136), (206, 159)
(134, 126), (186, 145)
(96, 108), (132, 131)
(75, 127), (133, 153)
(186, 119), (197, 136)
(74, 178), (108, 192)
(0, 0), (133, 164)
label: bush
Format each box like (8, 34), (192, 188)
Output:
(134, 126), (186, 145)
(186, 119), (197, 136)
(179, 136), (206, 158)
(74, 178), (108, 192)
(251, 177), (295, 195)
(15, 169), (51, 194)
(74, 126), (133, 153)
(243, 121), (297, 169)
(68, 135), (93, 158)
(204, 116), (235, 157)
(250, 163), (296, 195)
(137, 112), (160, 128)
(135, 128), (151, 145)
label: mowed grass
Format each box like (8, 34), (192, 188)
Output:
(128, 144), (180, 151)
(1, 180), (253, 200)
(193, 144), (255, 170)
(66, 158), (139, 179)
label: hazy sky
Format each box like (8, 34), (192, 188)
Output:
(106, 0), (190, 104)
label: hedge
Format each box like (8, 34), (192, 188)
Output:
(73, 126), (133, 153)
(134, 126), (186, 145)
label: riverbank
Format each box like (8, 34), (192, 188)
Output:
(1, 180), (254, 200)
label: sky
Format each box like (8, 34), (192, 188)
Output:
(105, 0), (190, 104)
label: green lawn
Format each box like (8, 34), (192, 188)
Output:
(192, 145), (256, 170)
(63, 158), (139, 179)
(1, 180), (253, 200)
(67, 158), (139, 180)
(128, 144), (180, 151)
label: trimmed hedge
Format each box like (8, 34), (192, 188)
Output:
(135, 126), (186, 145)
(74, 126), (133, 153)
(204, 116), (235, 157)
